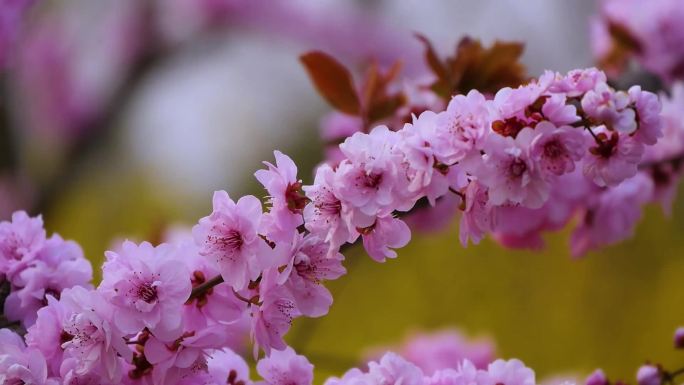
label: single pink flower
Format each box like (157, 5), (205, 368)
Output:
(193, 191), (275, 290)
(256, 346), (313, 385)
(99, 241), (191, 341)
(361, 216), (411, 262)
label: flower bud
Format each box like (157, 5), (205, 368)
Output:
(674, 327), (684, 349)
(586, 369), (609, 385)
(636, 365), (660, 385)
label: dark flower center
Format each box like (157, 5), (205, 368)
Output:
(509, 158), (527, 177)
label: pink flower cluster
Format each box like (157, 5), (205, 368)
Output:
(327, 352), (535, 385)
(0, 211), (92, 328)
(323, 68), (671, 255)
(0, 67), (681, 385)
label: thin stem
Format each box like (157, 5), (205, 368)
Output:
(188, 275), (224, 301)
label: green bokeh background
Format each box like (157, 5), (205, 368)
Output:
(44, 147), (684, 383)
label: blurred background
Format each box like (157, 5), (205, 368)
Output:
(2, 0), (684, 382)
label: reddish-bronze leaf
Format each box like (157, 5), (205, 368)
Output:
(367, 94), (407, 124)
(419, 36), (527, 99)
(416, 33), (449, 81)
(361, 61), (407, 125)
(300, 51), (361, 115)
(598, 21), (643, 74)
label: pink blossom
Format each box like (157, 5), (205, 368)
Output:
(581, 84), (636, 134)
(636, 365), (660, 385)
(528, 122), (587, 177)
(323, 368), (374, 385)
(250, 276), (300, 356)
(367, 352), (424, 385)
(399, 330), (495, 374)
(398, 114), (465, 205)
(26, 294), (73, 376)
(571, 173), (654, 257)
(477, 129), (550, 209)
(4, 235), (92, 328)
(592, 0), (684, 83)
(99, 241), (191, 341)
(256, 346), (313, 385)
(0, 210), (46, 280)
(583, 129), (644, 187)
(181, 240), (246, 330)
(628, 86), (663, 145)
(674, 327), (684, 349)
(58, 286), (132, 383)
(255, 151), (306, 243)
(278, 234), (346, 317)
(303, 164), (354, 253)
(205, 348), (252, 385)
(432, 90), (489, 163)
(541, 94), (579, 126)
(193, 191), (274, 290)
(145, 326), (228, 385)
(336, 126), (405, 219)
(459, 181), (494, 246)
(585, 369), (608, 385)
(548, 68), (607, 97)
(0, 329), (56, 385)
(362, 216), (411, 262)
(424, 361), (479, 385)
(360, 216), (411, 262)
(0, 0), (35, 68)
(477, 359), (535, 385)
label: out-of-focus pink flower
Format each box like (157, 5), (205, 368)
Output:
(592, 0), (684, 83)
(585, 370), (609, 385)
(5, 234), (92, 327)
(583, 128), (644, 187)
(636, 365), (661, 385)
(0, 210), (45, 280)
(398, 330), (495, 374)
(0, 0), (35, 68)
(367, 352), (424, 385)
(256, 346), (313, 385)
(674, 327), (684, 349)
(459, 181), (494, 247)
(0, 328), (56, 385)
(571, 172), (654, 257)
(628, 86), (663, 145)
(477, 359), (535, 385)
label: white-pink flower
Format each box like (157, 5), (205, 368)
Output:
(256, 346), (313, 385)
(99, 241), (191, 341)
(255, 151), (307, 243)
(477, 129), (550, 209)
(193, 191), (275, 290)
